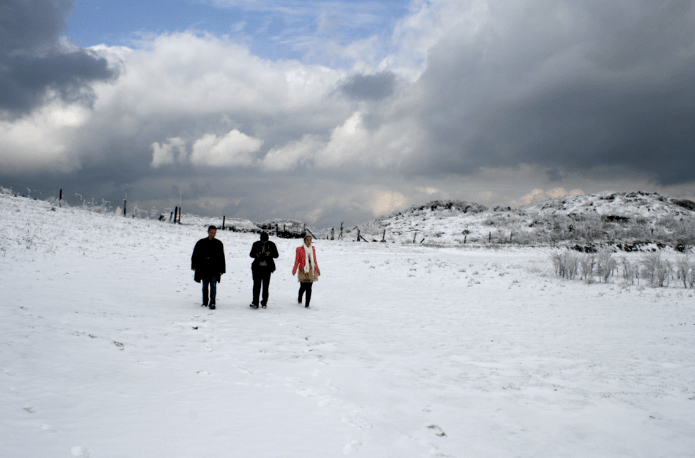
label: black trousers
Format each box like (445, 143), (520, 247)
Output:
(202, 276), (217, 305)
(252, 267), (272, 306)
(298, 281), (313, 306)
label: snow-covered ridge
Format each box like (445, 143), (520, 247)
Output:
(352, 192), (695, 249)
(2, 185), (694, 249)
(523, 191), (695, 218)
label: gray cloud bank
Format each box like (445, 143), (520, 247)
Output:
(1, 0), (695, 227)
(0, 0), (116, 118)
(407, 0), (695, 182)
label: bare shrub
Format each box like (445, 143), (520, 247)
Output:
(675, 255), (691, 288)
(552, 253), (565, 277)
(621, 257), (637, 285)
(655, 259), (671, 287)
(641, 252), (671, 287)
(552, 252), (579, 280)
(596, 248), (616, 283)
(579, 254), (595, 281)
(687, 260), (695, 289)
(565, 252), (579, 280)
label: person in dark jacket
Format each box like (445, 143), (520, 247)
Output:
(249, 231), (279, 309)
(191, 225), (226, 310)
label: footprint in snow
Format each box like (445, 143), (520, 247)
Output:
(342, 417), (372, 430)
(427, 424), (447, 437)
(23, 406), (35, 414)
(342, 440), (362, 455)
(71, 446), (90, 457)
(40, 424), (57, 432)
(324, 379), (340, 391)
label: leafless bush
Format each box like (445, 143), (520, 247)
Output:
(688, 261), (695, 289)
(552, 253), (564, 277)
(579, 254), (595, 280)
(675, 255), (692, 288)
(655, 259), (671, 287)
(596, 248), (616, 283)
(641, 252), (671, 287)
(621, 257), (638, 285)
(552, 252), (579, 280)
(641, 252), (657, 284)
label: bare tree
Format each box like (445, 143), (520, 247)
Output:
(675, 255), (691, 288)
(642, 252), (671, 287)
(597, 248), (616, 283)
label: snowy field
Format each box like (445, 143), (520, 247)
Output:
(1, 194), (694, 458)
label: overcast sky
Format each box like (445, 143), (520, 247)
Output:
(1, 0), (694, 227)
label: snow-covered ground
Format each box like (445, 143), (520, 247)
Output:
(1, 194), (694, 458)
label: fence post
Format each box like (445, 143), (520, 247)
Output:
(124, 200), (127, 217)
(330, 227), (334, 240)
(489, 232), (491, 243)
(339, 222), (344, 239)
(381, 230), (386, 242)
(356, 229), (360, 242)
(59, 189), (62, 207)
(222, 216), (226, 230)
(413, 232), (417, 243)
(178, 207), (181, 224)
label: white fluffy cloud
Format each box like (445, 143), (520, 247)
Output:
(90, 33), (346, 119)
(0, 102), (89, 173)
(1, 32), (351, 173)
(261, 111), (424, 170)
(190, 129), (264, 167)
(262, 134), (323, 171)
(150, 137), (186, 168)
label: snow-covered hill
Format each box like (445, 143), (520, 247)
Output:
(351, 192), (695, 249)
(1, 191), (695, 457)
(524, 191), (695, 218)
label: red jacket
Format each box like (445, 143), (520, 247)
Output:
(292, 245), (320, 275)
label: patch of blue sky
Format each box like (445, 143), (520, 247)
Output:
(65, 0), (412, 65)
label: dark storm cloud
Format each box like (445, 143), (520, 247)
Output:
(0, 0), (116, 118)
(409, 0), (695, 185)
(338, 71), (396, 100)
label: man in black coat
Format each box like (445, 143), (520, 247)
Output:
(249, 231), (279, 309)
(191, 225), (226, 310)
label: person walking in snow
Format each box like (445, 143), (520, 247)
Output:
(292, 235), (320, 308)
(249, 231), (279, 309)
(191, 225), (226, 310)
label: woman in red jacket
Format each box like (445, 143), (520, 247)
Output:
(292, 235), (320, 308)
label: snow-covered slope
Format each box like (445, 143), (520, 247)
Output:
(523, 191), (695, 218)
(1, 191), (695, 458)
(351, 192), (695, 248)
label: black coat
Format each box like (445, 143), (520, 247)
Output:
(191, 237), (226, 283)
(250, 240), (279, 272)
